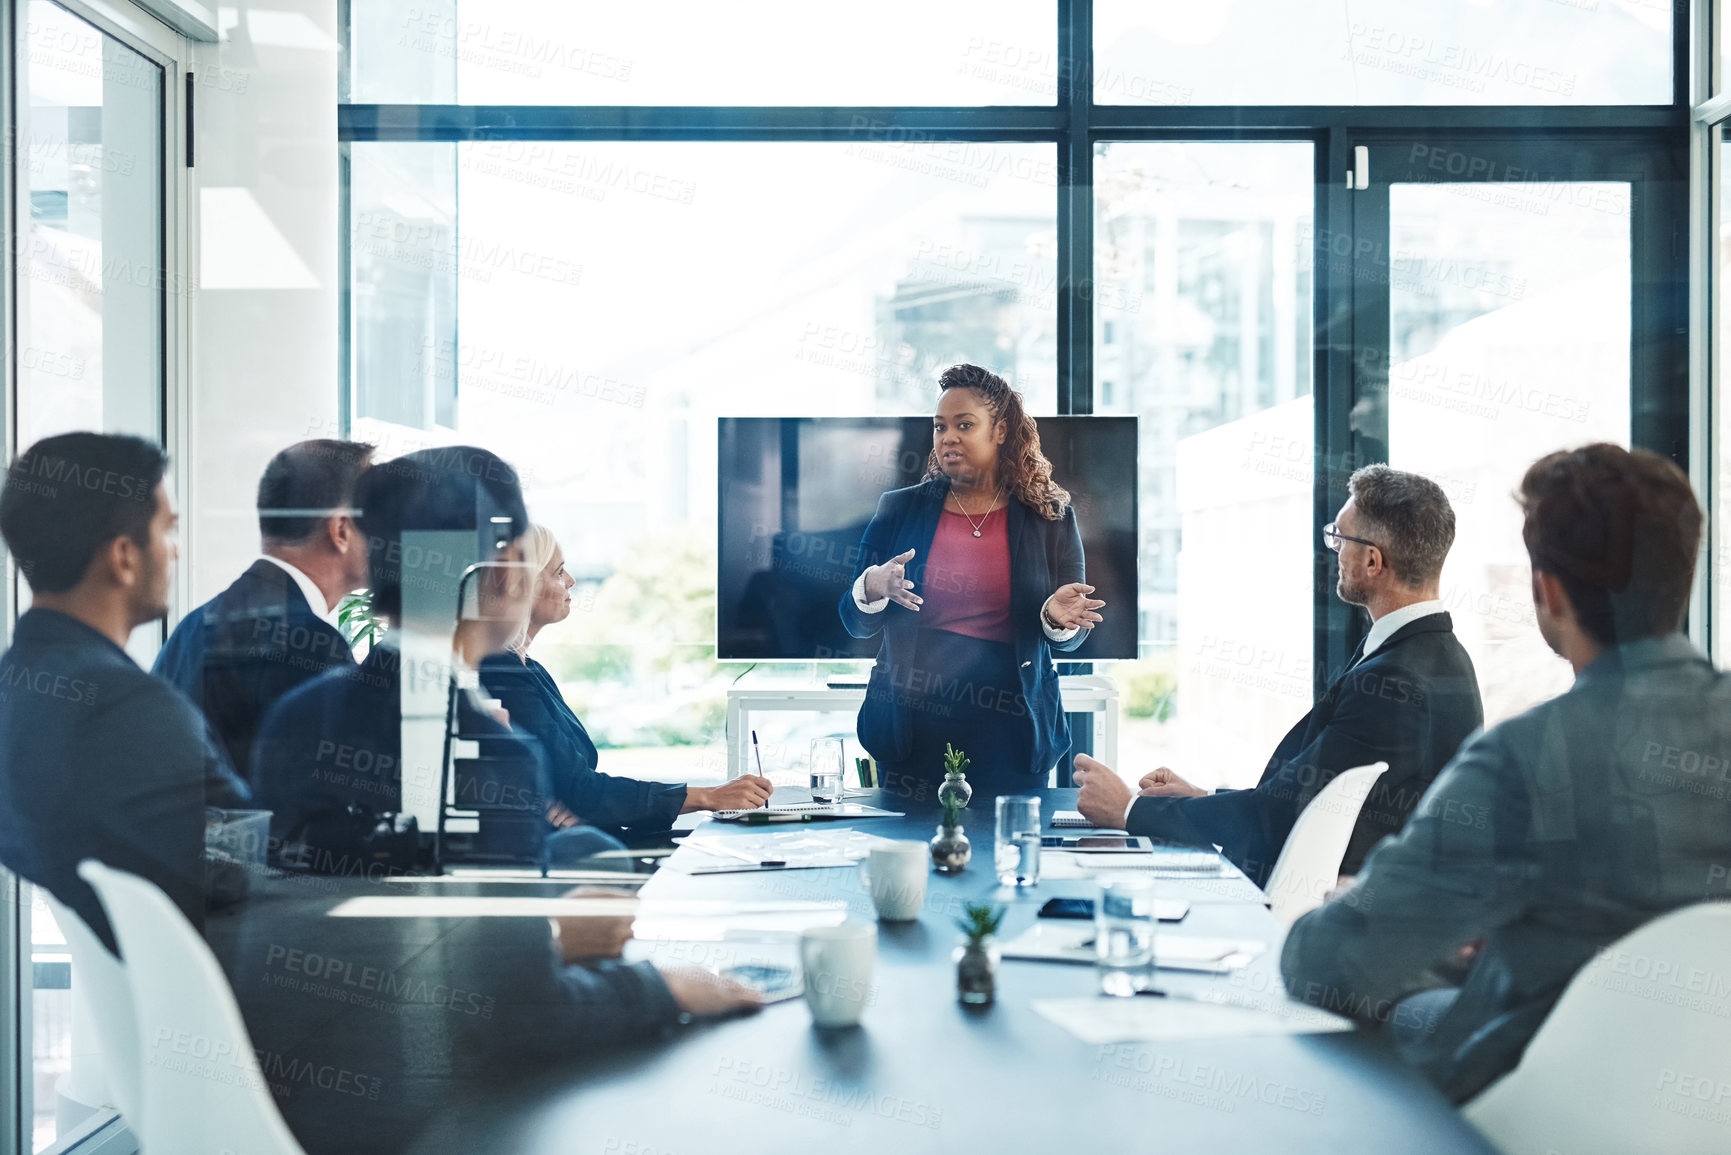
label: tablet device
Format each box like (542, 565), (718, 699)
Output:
(1039, 835), (1153, 852)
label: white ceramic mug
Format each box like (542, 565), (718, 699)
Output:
(859, 840), (930, 921)
(800, 921), (877, 1028)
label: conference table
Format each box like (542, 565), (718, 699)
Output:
(206, 788), (1496, 1155)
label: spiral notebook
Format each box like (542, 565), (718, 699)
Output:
(1050, 810), (1095, 828)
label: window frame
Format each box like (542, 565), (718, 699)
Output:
(336, 0), (1698, 674)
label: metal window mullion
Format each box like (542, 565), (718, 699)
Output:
(1056, 0), (1091, 418)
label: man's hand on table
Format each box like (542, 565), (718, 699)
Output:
(1136, 765), (1207, 799)
(683, 774), (774, 814)
(549, 886), (639, 962)
(658, 967), (765, 1017)
(1073, 754), (1134, 828)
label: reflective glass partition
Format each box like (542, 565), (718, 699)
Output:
(12, 3), (170, 1150)
(1720, 136), (1730, 666)
(1093, 141), (1315, 789)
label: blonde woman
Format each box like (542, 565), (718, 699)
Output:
(480, 525), (772, 834)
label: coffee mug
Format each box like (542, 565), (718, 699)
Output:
(800, 921), (877, 1028)
(859, 840), (929, 921)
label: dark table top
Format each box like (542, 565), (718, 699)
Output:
(205, 789), (1494, 1155)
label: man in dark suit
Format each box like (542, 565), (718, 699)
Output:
(1075, 465), (1483, 886)
(1281, 445), (1731, 1102)
(0, 434), (250, 951)
(153, 439), (373, 785)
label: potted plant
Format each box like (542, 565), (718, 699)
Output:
(954, 902), (1004, 1006)
(938, 742), (973, 810)
(929, 794), (972, 874)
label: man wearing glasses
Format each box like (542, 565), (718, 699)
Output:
(1075, 465), (1484, 887)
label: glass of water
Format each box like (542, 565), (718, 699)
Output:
(809, 737), (846, 803)
(1095, 876), (1157, 996)
(994, 795), (1042, 887)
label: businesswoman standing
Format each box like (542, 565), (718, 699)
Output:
(841, 364), (1105, 795)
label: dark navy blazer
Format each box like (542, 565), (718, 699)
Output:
(153, 559), (354, 787)
(0, 610), (250, 952)
(1127, 612), (1483, 887)
(479, 654), (686, 834)
(838, 477), (1089, 780)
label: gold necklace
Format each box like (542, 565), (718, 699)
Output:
(949, 488), (1002, 538)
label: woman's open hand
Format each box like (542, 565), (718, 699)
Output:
(1045, 582), (1104, 630)
(862, 548), (923, 610)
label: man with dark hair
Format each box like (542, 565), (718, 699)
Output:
(1281, 444), (1731, 1102)
(154, 439), (374, 784)
(253, 446), (760, 1040)
(1074, 464), (1483, 885)
(0, 433), (248, 952)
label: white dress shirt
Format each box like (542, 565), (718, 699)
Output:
(851, 572), (1079, 643)
(1361, 599), (1446, 656)
(259, 555), (337, 626)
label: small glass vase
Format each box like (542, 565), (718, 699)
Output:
(937, 774), (973, 810)
(929, 823), (972, 874)
(955, 938), (999, 1005)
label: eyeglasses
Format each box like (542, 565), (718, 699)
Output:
(1323, 522), (1381, 554)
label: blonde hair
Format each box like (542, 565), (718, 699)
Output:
(520, 523), (560, 575)
(508, 523), (561, 657)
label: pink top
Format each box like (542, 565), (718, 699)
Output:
(920, 505), (1012, 644)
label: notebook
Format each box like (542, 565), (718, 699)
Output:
(1050, 810), (1095, 828)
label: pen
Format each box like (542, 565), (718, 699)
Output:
(752, 729), (764, 776)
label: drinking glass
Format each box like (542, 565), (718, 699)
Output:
(994, 795), (1041, 887)
(809, 737), (846, 803)
(1095, 876), (1157, 996)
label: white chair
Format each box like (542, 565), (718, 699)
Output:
(1465, 903), (1731, 1155)
(77, 860), (306, 1155)
(41, 892), (141, 1124)
(1262, 761), (1388, 926)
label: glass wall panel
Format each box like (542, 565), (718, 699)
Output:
(12, 5), (170, 1145)
(1093, 141), (1315, 790)
(1387, 180), (1631, 724)
(1718, 136), (1730, 667)
(349, 141), (1056, 780)
(1095, 0), (1671, 106)
(352, 1), (1058, 106)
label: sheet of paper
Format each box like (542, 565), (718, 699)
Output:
(1032, 995), (1352, 1044)
(1040, 850), (1229, 880)
(998, 922), (1264, 972)
(663, 828), (887, 873)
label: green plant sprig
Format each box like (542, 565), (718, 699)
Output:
(942, 743), (970, 778)
(957, 902), (1005, 943)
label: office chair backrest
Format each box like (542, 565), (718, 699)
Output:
(1465, 902), (1731, 1155)
(77, 860), (307, 1155)
(41, 892), (141, 1123)
(1262, 761), (1388, 926)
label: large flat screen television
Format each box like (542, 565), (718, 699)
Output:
(718, 416), (1138, 661)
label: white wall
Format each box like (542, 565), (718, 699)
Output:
(185, 1), (339, 604)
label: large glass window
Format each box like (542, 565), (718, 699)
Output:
(1387, 180), (1632, 722)
(352, 1), (1058, 106)
(351, 140), (1056, 776)
(1095, 0), (1672, 106)
(1093, 141), (1315, 790)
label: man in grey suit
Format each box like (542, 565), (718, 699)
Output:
(1281, 443), (1731, 1103)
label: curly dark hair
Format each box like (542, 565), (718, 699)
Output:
(922, 364), (1070, 521)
